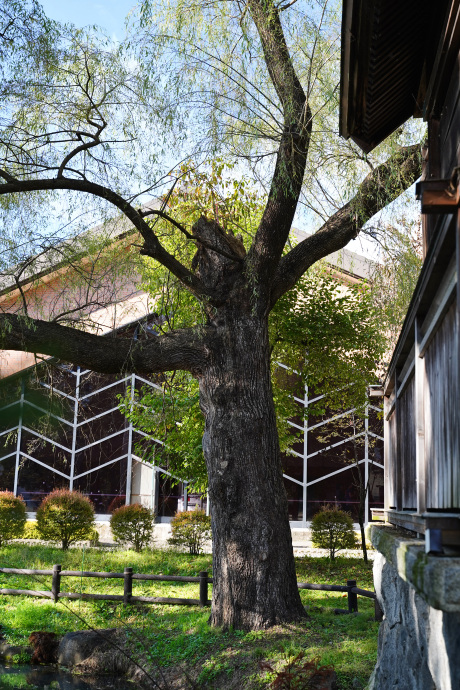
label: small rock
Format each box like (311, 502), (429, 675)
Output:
(29, 631), (59, 665)
(309, 669), (338, 690)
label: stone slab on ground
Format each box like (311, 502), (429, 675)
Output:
(58, 629), (152, 687)
(0, 642), (31, 661)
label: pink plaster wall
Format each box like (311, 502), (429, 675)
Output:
(0, 246), (151, 379)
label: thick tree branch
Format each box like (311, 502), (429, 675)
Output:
(57, 133), (104, 178)
(0, 176), (213, 300)
(270, 143), (423, 306)
(0, 313), (210, 375)
(140, 208), (193, 237)
(247, 0), (305, 112)
(246, 0), (312, 288)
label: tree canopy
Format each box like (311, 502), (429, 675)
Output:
(0, 0), (423, 630)
(117, 161), (385, 491)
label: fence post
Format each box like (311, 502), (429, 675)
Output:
(52, 564), (61, 603)
(199, 571), (208, 607)
(374, 596), (384, 622)
(347, 579), (358, 613)
(124, 567), (133, 605)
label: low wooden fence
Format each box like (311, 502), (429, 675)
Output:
(299, 578), (382, 619)
(0, 567), (382, 619)
(0, 566), (211, 607)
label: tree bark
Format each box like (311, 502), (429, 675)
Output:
(198, 310), (306, 629)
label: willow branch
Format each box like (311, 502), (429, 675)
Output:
(270, 143), (423, 306)
(0, 176), (213, 300)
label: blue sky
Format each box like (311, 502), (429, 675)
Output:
(37, 0), (397, 261)
(40, 0), (137, 40)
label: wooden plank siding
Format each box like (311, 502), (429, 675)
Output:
(424, 300), (460, 509)
(387, 408), (398, 510)
(438, 46), (460, 181)
(340, 0), (460, 543)
(398, 374), (417, 510)
(386, 299), (459, 518)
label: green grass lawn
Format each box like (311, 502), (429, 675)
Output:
(0, 544), (378, 689)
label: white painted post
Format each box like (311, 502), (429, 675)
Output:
(125, 374), (135, 505)
(69, 367), (80, 491)
(13, 378), (24, 496)
(302, 384), (308, 527)
(151, 466), (157, 513)
(364, 402), (369, 526)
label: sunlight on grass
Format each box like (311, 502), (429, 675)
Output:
(0, 544), (378, 689)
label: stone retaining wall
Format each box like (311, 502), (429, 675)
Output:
(367, 525), (460, 690)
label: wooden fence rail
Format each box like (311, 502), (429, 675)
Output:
(0, 567), (382, 619)
(0, 566), (212, 607)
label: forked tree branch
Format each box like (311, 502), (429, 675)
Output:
(269, 143), (423, 307)
(141, 209), (244, 262)
(0, 176), (214, 300)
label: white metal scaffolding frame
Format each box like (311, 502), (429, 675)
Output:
(283, 383), (384, 528)
(0, 364), (382, 524)
(0, 365), (190, 515)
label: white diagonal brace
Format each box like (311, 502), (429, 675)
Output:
(79, 376), (130, 401)
(306, 459), (366, 487)
(0, 426), (19, 438)
(22, 426), (71, 454)
(19, 452), (70, 479)
(76, 406), (121, 427)
(282, 473), (303, 487)
(0, 452), (17, 462)
(75, 428), (126, 454)
(23, 400), (73, 427)
(307, 431), (366, 459)
(73, 454), (128, 480)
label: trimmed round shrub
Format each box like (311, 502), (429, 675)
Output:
(168, 509), (212, 555)
(311, 505), (357, 560)
(89, 527), (100, 546)
(36, 489), (95, 550)
(23, 520), (40, 540)
(0, 491), (26, 545)
(110, 503), (155, 552)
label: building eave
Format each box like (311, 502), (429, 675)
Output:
(340, 0), (439, 153)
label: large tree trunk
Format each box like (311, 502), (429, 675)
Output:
(198, 311), (306, 630)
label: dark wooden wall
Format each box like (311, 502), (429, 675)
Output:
(424, 300), (459, 509)
(387, 406), (397, 510)
(439, 54), (460, 180)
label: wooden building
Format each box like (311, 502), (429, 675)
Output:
(341, 0), (460, 553)
(340, 2), (460, 687)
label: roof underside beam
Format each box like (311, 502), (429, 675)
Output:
(340, 0), (435, 153)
